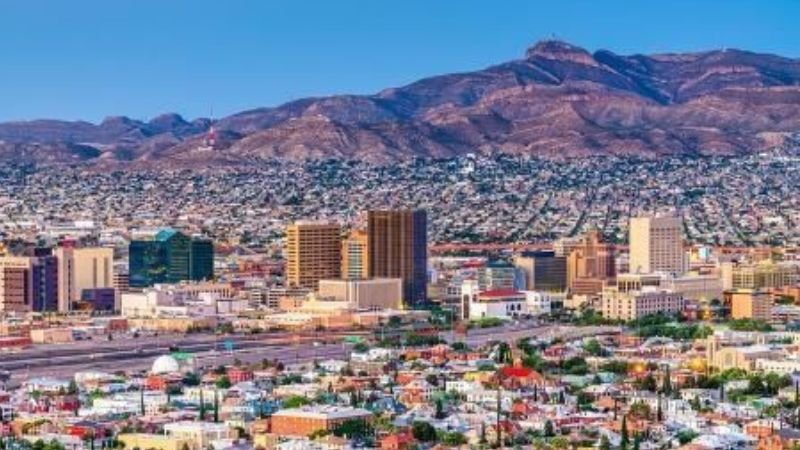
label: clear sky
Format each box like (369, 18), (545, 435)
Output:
(1, 0), (798, 123)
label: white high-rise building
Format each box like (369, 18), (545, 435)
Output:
(628, 216), (687, 275)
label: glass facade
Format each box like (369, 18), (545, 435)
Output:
(129, 229), (214, 287)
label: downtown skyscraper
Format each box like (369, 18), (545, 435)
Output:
(367, 209), (428, 306)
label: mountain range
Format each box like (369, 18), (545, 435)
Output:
(3, 40), (800, 167)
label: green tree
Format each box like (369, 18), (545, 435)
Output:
(213, 390), (219, 423)
(283, 395), (310, 408)
(412, 421), (437, 442)
(215, 375), (232, 389)
(662, 366), (672, 395)
(583, 339), (604, 356)
(333, 419), (373, 440)
(440, 432), (467, 446)
(620, 416), (629, 450)
(599, 435), (611, 450)
(543, 420), (555, 437)
(435, 398), (446, 419)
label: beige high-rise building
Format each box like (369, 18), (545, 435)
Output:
(728, 289), (773, 321)
(629, 216), (686, 275)
(0, 256), (34, 313)
(285, 222), (342, 290)
(566, 229), (616, 295)
(55, 246), (114, 312)
(341, 230), (369, 280)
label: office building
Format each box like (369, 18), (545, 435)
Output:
(79, 288), (117, 312)
(317, 278), (402, 310)
(26, 248), (59, 312)
(600, 286), (684, 321)
(129, 229), (214, 288)
(368, 209), (428, 306)
(285, 222), (342, 290)
(721, 260), (799, 291)
(566, 229), (616, 295)
(629, 216), (686, 275)
(189, 238), (214, 282)
(513, 251), (567, 292)
(478, 261), (517, 290)
(0, 256), (33, 313)
(55, 246), (114, 312)
(728, 289), (773, 321)
(341, 230), (369, 280)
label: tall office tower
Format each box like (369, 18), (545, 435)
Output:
(129, 229), (215, 288)
(341, 230), (369, 280)
(0, 257), (33, 313)
(285, 222), (342, 290)
(190, 238), (215, 282)
(513, 251), (567, 292)
(629, 216), (687, 275)
(27, 248), (59, 312)
(55, 246), (114, 312)
(553, 236), (583, 258)
(567, 230), (616, 295)
(368, 209), (428, 306)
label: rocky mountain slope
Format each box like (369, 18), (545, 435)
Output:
(2, 40), (800, 167)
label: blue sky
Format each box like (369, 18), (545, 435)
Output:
(1, 0), (798, 122)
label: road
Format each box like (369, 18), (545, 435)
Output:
(0, 331), (356, 387)
(440, 322), (622, 347)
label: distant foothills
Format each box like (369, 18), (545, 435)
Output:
(2, 40), (800, 168)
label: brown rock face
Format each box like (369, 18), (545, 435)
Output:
(3, 40), (800, 166)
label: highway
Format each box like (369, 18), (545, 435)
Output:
(0, 323), (621, 387)
(0, 331), (357, 387)
(440, 322), (622, 347)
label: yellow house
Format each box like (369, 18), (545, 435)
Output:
(118, 433), (191, 450)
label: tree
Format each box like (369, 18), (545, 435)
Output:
(629, 401), (651, 420)
(283, 395), (310, 408)
(479, 423), (487, 444)
(495, 342), (513, 364)
(435, 398), (446, 419)
(599, 435), (611, 450)
(583, 339), (604, 356)
(333, 419), (373, 440)
(633, 434), (642, 450)
(215, 375), (232, 389)
(213, 389), (219, 423)
(662, 366), (672, 396)
(412, 421), (437, 442)
(551, 437), (569, 449)
(562, 357), (589, 375)
(677, 429), (698, 445)
(620, 416), (629, 450)
(139, 387), (145, 416)
(440, 432), (467, 446)
(543, 420), (555, 437)
(635, 374), (657, 392)
(183, 372), (200, 386)
(656, 395), (663, 422)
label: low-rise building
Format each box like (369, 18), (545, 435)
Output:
(270, 406), (372, 437)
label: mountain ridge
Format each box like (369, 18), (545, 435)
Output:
(3, 40), (800, 167)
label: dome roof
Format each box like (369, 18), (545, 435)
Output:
(151, 355), (180, 374)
